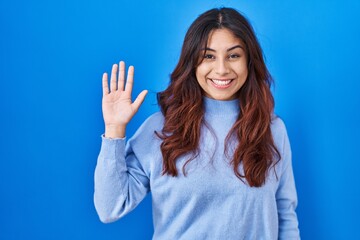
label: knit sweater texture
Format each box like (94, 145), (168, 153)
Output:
(94, 97), (300, 239)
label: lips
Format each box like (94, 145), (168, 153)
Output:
(209, 78), (234, 88)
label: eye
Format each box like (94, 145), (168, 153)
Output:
(203, 54), (215, 59)
(229, 54), (240, 59)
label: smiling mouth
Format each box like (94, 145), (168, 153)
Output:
(209, 79), (234, 88)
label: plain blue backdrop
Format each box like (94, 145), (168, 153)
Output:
(1, 0), (359, 239)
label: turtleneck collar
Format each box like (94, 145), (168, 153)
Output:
(203, 96), (240, 116)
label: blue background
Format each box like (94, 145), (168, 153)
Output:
(1, 0), (359, 239)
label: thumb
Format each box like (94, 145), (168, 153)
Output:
(132, 90), (148, 111)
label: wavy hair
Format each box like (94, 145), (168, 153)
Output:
(156, 7), (280, 187)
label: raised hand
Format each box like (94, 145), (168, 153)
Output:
(102, 61), (148, 138)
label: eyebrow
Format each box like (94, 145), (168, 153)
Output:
(202, 45), (244, 52)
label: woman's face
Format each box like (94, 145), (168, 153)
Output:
(195, 28), (248, 101)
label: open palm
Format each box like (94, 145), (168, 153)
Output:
(102, 61), (147, 136)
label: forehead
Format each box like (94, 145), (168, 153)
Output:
(206, 28), (243, 48)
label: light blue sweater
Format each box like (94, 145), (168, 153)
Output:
(94, 97), (300, 239)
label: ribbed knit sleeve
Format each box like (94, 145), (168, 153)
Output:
(94, 135), (150, 223)
(275, 120), (300, 239)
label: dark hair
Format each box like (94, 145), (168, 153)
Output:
(156, 7), (280, 187)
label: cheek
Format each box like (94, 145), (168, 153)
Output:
(235, 61), (248, 78)
(195, 64), (209, 81)
(241, 68), (249, 79)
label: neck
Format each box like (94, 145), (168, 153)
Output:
(203, 96), (240, 116)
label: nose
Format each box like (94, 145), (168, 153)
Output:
(214, 58), (230, 75)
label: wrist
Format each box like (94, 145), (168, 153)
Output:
(105, 125), (126, 138)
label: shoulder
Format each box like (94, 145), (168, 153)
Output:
(141, 111), (164, 129)
(128, 111), (164, 144)
(270, 115), (290, 156)
(271, 115), (287, 137)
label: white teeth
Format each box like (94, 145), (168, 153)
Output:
(211, 79), (232, 86)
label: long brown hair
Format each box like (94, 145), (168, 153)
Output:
(156, 7), (280, 187)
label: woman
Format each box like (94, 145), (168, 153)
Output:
(94, 7), (300, 239)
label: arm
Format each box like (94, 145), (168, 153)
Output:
(276, 128), (300, 239)
(94, 61), (149, 223)
(94, 136), (150, 223)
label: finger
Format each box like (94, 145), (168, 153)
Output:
(110, 64), (118, 92)
(132, 90), (148, 111)
(102, 73), (109, 96)
(125, 65), (134, 94)
(118, 61), (125, 91)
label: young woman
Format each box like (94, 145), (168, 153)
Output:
(94, 7), (300, 239)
